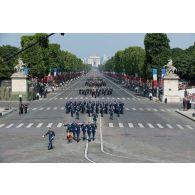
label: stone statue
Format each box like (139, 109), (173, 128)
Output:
(14, 59), (25, 73)
(164, 59), (177, 75)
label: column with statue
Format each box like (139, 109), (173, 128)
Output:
(162, 59), (180, 103)
(11, 59), (28, 101)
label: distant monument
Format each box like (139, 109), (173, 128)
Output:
(11, 59), (28, 100)
(163, 59), (180, 103)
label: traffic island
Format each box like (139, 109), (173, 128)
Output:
(175, 109), (195, 122)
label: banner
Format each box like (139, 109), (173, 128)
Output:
(152, 68), (157, 80)
(161, 68), (166, 78)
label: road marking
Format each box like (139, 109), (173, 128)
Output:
(125, 108), (129, 110)
(70, 97), (72, 99)
(176, 124), (184, 129)
(122, 97), (125, 100)
(147, 123), (154, 128)
(138, 123), (144, 128)
(109, 123), (113, 127)
(16, 123), (24, 128)
(54, 98), (58, 100)
(46, 107), (51, 110)
(32, 108), (37, 110)
(128, 123), (134, 128)
(132, 98), (137, 101)
(65, 97), (68, 100)
(61, 107), (64, 110)
(166, 124), (173, 128)
(60, 98), (63, 100)
(39, 107), (44, 110)
(26, 123), (33, 128)
(57, 123), (63, 128)
(47, 123), (53, 128)
(131, 108), (136, 111)
(186, 125), (194, 130)
(75, 97), (78, 99)
(37, 123), (43, 128)
(119, 123), (124, 128)
(166, 109), (171, 112)
(6, 124), (14, 128)
(112, 97), (115, 99)
(117, 98), (120, 100)
(86, 97), (88, 99)
(160, 109), (165, 112)
(0, 124), (5, 128)
(80, 97), (83, 99)
(127, 98), (130, 100)
(53, 107), (57, 110)
(157, 123), (163, 128)
(107, 97), (110, 99)
(84, 139), (95, 163)
(139, 108), (144, 111)
(153, 108), (158, 112)
(102, 97), (105, 99)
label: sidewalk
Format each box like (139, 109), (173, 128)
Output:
(176, 108), (195, 122)
(0, 107), (15, 117)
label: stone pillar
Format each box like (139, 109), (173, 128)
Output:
(163, 73), (180, 103)
(11, 72), (28, 101)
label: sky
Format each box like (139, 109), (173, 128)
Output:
(0, 33), (195, 60)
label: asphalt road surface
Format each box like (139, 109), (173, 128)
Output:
(0, 71), (195, 163)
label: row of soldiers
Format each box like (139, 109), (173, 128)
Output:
(65, 100), (124, 120)
(85, 78), (106, 87)
(64, 121), (97, 142)
(79, 87), (113, 97)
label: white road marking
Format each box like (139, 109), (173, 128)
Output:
(107, 97), (110, 99)
(60, 98), (63, 100)
(160, 109), (165, 112)
(109, 123), (114, 127)
(122, 98), (125, 100)
(32, 108), (37, 110)
(146, 108), (151, 111)
(138, 123), (144, 128)
(125, 108), (129, 110)
(166, 109), (171, 112)
(70, 97), (72, 99)
(186, 125), (194, 130)
(39, 107), (44, 110)
(53, 107), (57, 110)
(61, 107), (64, 110)
(47, 123), (53, 128)
(166, 124), (173, 129)
(132, 98), (137, 101)
(119, 123), (124, 128)
(26, 123), (33, 128)
(153, 108), (158, 112)
(128, 123), (134, 128)
(176, 124), (184, 129)
(84, 140), (95, 163)
(0, 124), (5, 128)
(117, 98), (120, 100)
(54, 98), (58, 100)
(65, 97), (68, 100)
(132, 108), (136, 111)
(157, 123), (163, 128)
(16, 123), (24, 128)
(46, 107), (51, 110)
(5, 124), (14, 128)
(37, 123), (43, 128)
(147, 123), (154, 128)
(127, 98), (130, 100)
(57, 123), (63, 128)
(139, 108), (144, 111)
(80, 97), (83, 99)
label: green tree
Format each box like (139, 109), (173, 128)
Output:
(0, 45), (19, 80)
(144, 33), (171, 79)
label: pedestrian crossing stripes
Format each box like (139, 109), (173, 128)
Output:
(0, 122), (194, 130)
(28, 106), (174, 113)
(40, 97), (150, 101)
(16, 123), (24, 128)
(26, 123), (33, 128)
(37, 123), (43, 128)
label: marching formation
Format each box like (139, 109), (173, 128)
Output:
(85, 77), (106, 87)
(79, 87), (113, 97)
(65, 100), (124, 120)
(64, 122), (97, 143)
